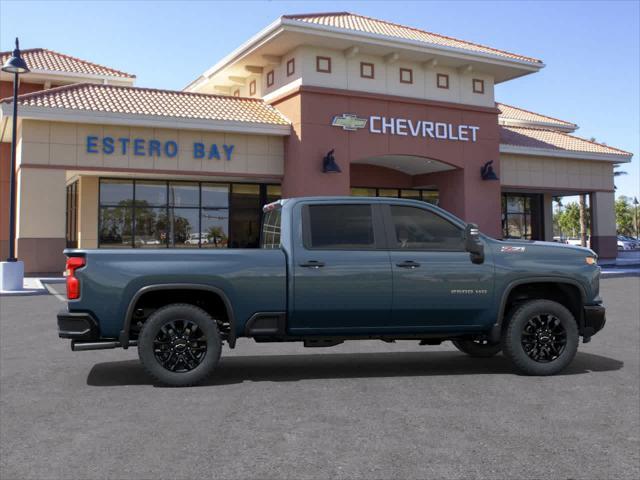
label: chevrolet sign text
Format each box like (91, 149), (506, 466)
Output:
(369, 116), (479, 142)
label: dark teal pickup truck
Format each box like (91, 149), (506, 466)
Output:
(58, 197), (605, 386)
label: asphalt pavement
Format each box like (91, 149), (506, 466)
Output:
(1, 276), (638, 480)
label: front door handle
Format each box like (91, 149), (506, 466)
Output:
(299, 260), (325, 269)
(396, 260), (421, 269)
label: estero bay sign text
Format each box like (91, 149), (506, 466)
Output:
(86, 136), (236, 160)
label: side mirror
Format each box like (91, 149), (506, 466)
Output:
(465, 223), (485, 264)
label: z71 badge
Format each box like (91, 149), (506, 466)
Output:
(501, 246), (526, 253)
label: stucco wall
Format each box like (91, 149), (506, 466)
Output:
(261, 46), (495, 107)
(18, 120), (285, 177)
(500, 154), (615, 191)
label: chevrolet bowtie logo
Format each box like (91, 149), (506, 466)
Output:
(331, 114), (367, 131)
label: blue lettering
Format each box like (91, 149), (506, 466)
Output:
(86, 136), (98, 153)
(148, 140), (162, 157)
(208, 144), (220, 160)
(102, 136), (114, 154)
(118, 138), (130, 155)
(133, 138), (145, 156)
(193, 142), (205, 159)
(164, 140), (178, 158)
(223, 144), (234, 161)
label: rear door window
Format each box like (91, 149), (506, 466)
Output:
(304, 205), (375, 249)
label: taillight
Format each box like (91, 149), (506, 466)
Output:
(65, 256), (85, 300)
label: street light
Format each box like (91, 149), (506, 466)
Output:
(0, 38), (29, 291)
(634, 197), (639, 241)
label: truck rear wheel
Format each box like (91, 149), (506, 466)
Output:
(451, 338), (501, 357)
(502, 299), (578, 376)
(137, 303), (222, 387)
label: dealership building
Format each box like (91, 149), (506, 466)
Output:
(0, 12), (632, 273)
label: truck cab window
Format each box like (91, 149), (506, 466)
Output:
(390, 205), (464, 251)
(261, 208), (282, 249)
(305, 205), (375, 249)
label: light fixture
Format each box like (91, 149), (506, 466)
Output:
(322, 149), (341, 173)
(480, 160), (498, 181)
(2, 38), (30, 74)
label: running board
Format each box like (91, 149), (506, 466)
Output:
(71, 340), (137, 351)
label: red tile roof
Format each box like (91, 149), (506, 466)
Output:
(497, 103), (576, 129)
(1, 83), (290, 125)
(0, 48), (135, 79)
(283, 12), (542, 65)
(500, 125), (631, 157)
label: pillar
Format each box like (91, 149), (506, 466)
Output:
(543, 194), (554, 242)
(590, 191), (617, 260)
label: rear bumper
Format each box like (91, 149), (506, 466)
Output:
(57, 310), (99, 340)
(582, 304), (606, 342)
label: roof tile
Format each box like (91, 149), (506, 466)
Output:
(1, 83), (290, 125)
(0, 48), (135, 79)
(283, 12), (542, 64)
(497, 103), (576, 128)
(500, 125), (631, 157)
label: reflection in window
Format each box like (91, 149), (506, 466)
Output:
(350, 187), (439, 205)
(98, 179), (279, 248)
(502, 194), (540, 240)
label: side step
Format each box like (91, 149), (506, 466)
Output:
(303, 339), (344, 348)
(71, 340), (137, 351)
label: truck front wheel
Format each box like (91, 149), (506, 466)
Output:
(137, 303), (222, 387)
(502, 299), (579, 376)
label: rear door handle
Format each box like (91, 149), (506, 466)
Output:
(299, 260), (325, 269)
(396, 260), (421, 269)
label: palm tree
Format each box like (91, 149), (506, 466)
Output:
(613, 165), (627, 190)
(579, 194), (587, 247)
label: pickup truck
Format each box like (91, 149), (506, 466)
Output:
(58, 196), (606, 386)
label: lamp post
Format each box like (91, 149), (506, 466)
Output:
(634, 197), (639, 241)
(0, 38), (29, 291)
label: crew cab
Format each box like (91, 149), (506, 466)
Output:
(58, 197), (606, 386)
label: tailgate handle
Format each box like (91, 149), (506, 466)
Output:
(299, 260), (325, 269)
(396, 260), (421, 269)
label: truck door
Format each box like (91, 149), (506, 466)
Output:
(290, 203), (392, 334)
(384, 204), (494, 330)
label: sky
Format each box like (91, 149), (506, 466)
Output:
(1, 0), (638, 201)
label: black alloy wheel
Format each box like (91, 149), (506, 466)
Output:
(153, 319), (207, 373)
(502, 299), (578, 376)
(138, 303), (222, 387)
(520, 313), (567, 363)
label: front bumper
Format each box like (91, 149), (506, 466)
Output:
(582, 304), (606, 342)
(57, 310), (99, 340)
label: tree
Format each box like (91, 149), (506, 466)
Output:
(578, 194), (587, 246)
(615, 196), (635, 236)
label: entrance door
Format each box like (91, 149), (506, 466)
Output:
(289, 203), (392, 334)
(384, 204), (495, 329)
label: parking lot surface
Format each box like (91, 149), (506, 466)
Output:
(1, 276), (639, 480)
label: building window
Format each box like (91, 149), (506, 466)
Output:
(437, 73), (449, 89)
(316, 56), (331, 73)
(360, 62), (374, 79)
(501, 193), (543, 240)
(473, 78), (485, 94)
(233, 89), (240, 97)
(249, 80), (256, 96)
(286, 58), (295, 77)
(399, 68), (413, 84)
(266, 70), (274, 87)
(65, 181), (79, 248)
(98, 179), (280, 249)
(350, 187), (439, 205)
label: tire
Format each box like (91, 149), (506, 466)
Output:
(452, 338), (502, 357)
(138, 303), (222, 387)
(502, 299), (579, 376)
